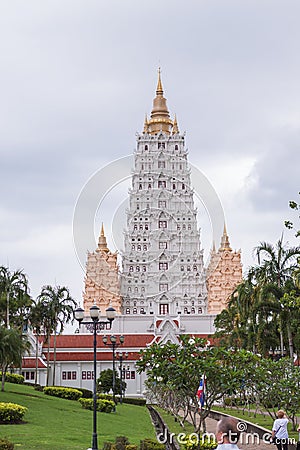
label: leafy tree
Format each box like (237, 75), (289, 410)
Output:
(0, 325), (29, 391)
(285, 192), (300, 238)
(0, 266), (31, 329)
(136, 336), (258, 434)
(37, 285), (77, 385)
(97, 368), (126, 396)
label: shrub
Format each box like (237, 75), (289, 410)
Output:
(43, 386), (82, 401)
(0, 438), (14, 449)
(115, 436), (129, 450)
(77, 387), (93, 398)
(126, 445), (138, 450)
(79, 398), (115, 413)
(0, 372), (24, 385)
(0, 402), (28, 424)
(139, 439), (165, 450)
(180, 434), (217, 450)
(122, 397), (146, 406)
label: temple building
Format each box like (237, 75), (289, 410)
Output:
(120, 69), (207, 318)
(83, 224), (122, 314)
(206, 225), (242, 314)
(23, 72), (243, 393)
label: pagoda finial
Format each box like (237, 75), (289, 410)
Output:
(172, 114), (179, 134)
(156, 67), (163, 96)
(219, 223), (232, 252)
(147, 68), (173, 135)
(97, 223), (109, 253)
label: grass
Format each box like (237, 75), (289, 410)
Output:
(0, 383), (155, 449)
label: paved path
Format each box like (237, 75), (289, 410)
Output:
(204, 416), (272, 450)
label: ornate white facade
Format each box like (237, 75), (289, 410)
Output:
(120, 72), (207, 318)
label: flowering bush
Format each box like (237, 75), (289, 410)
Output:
(43, 386), (82, 401)
(0, 372), (24, 385)
(79, 398), (115, 413)
(180, 433), (217, 450)
(0, 402), (28, 424)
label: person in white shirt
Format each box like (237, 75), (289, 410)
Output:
(215, 417), (241, 450)
(272, 409), (289, 450)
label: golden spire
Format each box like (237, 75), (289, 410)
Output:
(219, 223), (232, 252)
(156, 67), (163, 96)
(97, 223), (109, 253)
(143, 114), (149, 134)
(147, 68), (173, 135)
(172, 114), (179, 134)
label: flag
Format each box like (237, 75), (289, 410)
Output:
(196, 375), (205, 408)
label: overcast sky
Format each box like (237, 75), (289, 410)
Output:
(0, 0), (299, 307)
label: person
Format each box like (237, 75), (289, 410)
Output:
(215, 417), (241, 449)
(272, 409), (289, 450)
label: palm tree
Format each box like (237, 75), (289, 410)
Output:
(0, 266), (29, 329)
(38, 285), (77, 385)
(28, 298), (48, 385)
(253, 236), (300, 357)
(0, 325), (30, 391)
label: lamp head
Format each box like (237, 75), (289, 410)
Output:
(106, 306), (116, 321)
(90, 305), (100, 321)
(74, 307), (84, 322)
(110, 335), (117, 344)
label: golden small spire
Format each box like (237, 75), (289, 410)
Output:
(143, 114), (149, 134)
(146, 68), (173, 135)
(172, 114), (179, 134)
(219, 223), (232, 252)
(97, 223), (109, 253)
(156, 67), (163, 96)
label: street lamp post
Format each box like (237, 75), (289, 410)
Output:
(117, 351), (128, 403)
(102, 335), (124, 404)
(74, 305), (116, 450)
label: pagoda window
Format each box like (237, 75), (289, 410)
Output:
(159, 241), (167, 249)
(126, 308), (130, 314)
(184, 307), (188, 314)
(181, 266), (184, 271)
(158, 200), (166, 208)
(159, 303), (169, 315)
(188, 224), (191, 230)
(145, 145), (148, 150)
(145, 224), (149, 230)
(172, 183), (176, 189)
(143, 244), (147, 251)
(159, 283), (168, 291)
(136, 204), (140, 210)
(158, 142), (165, 149)
(136, 266), (140, 272)
(142, 265), (146, 272)
(139, 184), (142, 190)
(182, 224), (186, 230)
(159, 262), (168, 271)
(177, 224), (181, 230)
(158, 180), (166, 188)
(148, 184), (152, 189)
(141, 164), (144, 170)
(159, 220), (167, 228)
(129, 266), (133, 272)
(187, 265), (191, 271)
(191, 307), (195, 314)
(198, 308), (203, 314)
(179, 164), (182, 170)
(140, 307), (145, 314)
(193, 265), (197, 271)
(175, 145), (178, 150)
(134, 224), (138, 230)
(139, 224), (143, 230)
(133, 308), (137, 314)
(158, 161), (165, 169)
(128, 287), (131, 292)
(137, 244), (141, 251)
(182, 183), (185, 189)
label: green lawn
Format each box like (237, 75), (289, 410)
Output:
(0, 383), (155, 449)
